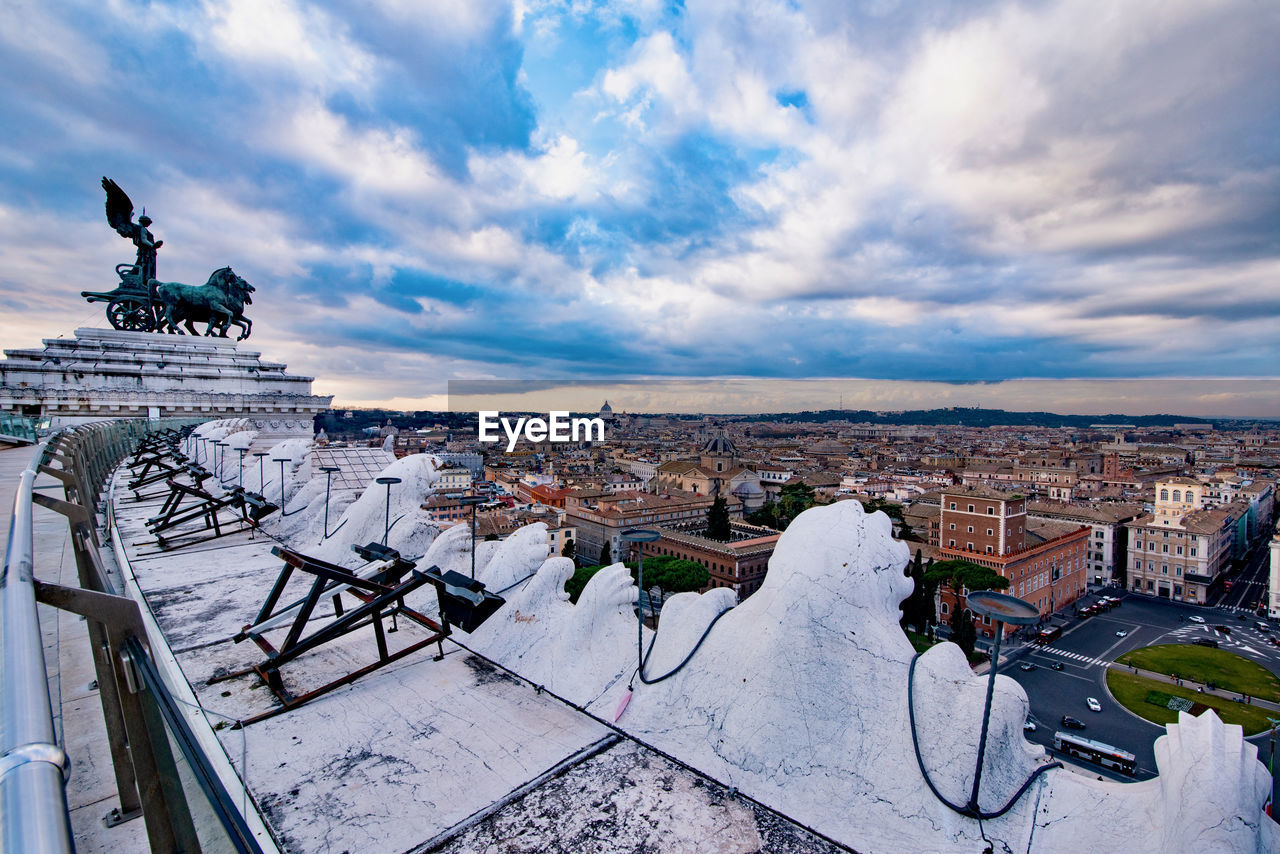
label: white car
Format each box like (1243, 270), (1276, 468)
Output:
(1115, 630), (1128, 637)
(1188, 615), (1206, 624)
(1086, 697), (1102, 713)
(1024, 720), (1037, 732)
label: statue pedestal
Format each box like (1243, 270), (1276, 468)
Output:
(0, 328), (330, 437)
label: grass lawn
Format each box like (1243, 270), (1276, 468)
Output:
(1115, 644), (1280, 703)
(1106, 671), (1276, 735)
(906, 630), (938, 654)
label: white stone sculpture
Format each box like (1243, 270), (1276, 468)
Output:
(470, 560), (641, 707)
(464, 498), (1276, 854)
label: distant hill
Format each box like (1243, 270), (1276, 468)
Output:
(728, 407), (1215, 429)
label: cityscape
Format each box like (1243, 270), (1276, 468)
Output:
(2, 1), (1279, 853)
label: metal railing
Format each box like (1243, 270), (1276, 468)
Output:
(1, 438), (73, 852)
(1, 418), (270, 854)
(0, 412), (41, 444)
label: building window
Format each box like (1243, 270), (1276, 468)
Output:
(987, 507), (994, 515)
(948, 539), (956, 547)
(949, 523), (956, 530)
(1160, 489), (1168, 500)
(1172, 490), (1181, 502)
(941, 602), (949, 615)
(967, 526), (974, 533)
(1176, 546), (1183, 555)
(968, 504), (975, 512)
(949, 502), (956, 510)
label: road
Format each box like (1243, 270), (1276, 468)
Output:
(997, 589), (1280, 783)
(1217, 539), (1272, 613)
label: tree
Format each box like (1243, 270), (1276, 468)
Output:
(629, 555), (710, 608)
(950, 606), (977, 659)
(773, 481), (817, 530)
(599, 539), (612, 566)
(924, 559), (1010, 595)
(564, 565), (604, 603)
(706, 495), (731, 541)
(561, 538), (576, 560)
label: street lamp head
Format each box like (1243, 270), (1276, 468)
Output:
(375, 477), (402, 485)
(621, 528), (661, 543)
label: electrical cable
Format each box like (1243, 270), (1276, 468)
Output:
(629, 557), (733, 688)
(905, 652), (1060, 820)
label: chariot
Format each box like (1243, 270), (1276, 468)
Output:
(80, 263), (162, 331)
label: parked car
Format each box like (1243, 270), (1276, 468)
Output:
(1115, 630), (1128, 637)
(1024, 720), (1038, 732)
(1019, 663), (1036, 672)
(1061, 715), (1086, 730)
(1086, 697), (1102, 712)
(1050, 662), (1064, 671)
(1188, 615), (1206, 624)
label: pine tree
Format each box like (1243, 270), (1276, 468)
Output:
(599, 539), (612, 566)
(706, 496), (731, 541)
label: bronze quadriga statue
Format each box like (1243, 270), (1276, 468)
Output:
(82, 177), (255, 340)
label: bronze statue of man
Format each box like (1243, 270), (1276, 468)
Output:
(102, 177), (163, 282)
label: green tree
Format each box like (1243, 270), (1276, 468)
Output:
(564, 565), (604, 603)
(950, 605), (978, 659)
(706, 495), (731, 541)
(629, 555), (710, 608)
(561, 538), (576, 560)
(599, 539), (612, 566)
(924, 559), (1010, 595)
(773, 481), (816, 530)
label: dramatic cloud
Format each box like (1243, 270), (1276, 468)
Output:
(0, 0), (1277, 413)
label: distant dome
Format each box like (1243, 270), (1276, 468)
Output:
(600, 400), (615, 420)
(702, 430), (738, 457)
(600, 401), (613, 412)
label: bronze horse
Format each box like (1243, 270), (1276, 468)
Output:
(155, 267), (255, 340)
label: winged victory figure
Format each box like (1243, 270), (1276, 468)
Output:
(102, 177), (162, 284)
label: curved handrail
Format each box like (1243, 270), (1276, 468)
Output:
(1, 438), (75, 853)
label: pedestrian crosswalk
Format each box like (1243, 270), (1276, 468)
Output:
(1036, 647), (1108, 668)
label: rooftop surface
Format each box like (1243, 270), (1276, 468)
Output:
(101, 455), (845, 853)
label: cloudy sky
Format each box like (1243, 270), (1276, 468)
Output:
(2, 0), (1277, 415)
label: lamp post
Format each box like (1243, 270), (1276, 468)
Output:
(214, 441), (228, 483)
(319, 465), (340, 543)
(954, 590), (1040, 816)
(622, 528), (661, 628)
(375, 476), (401, 547)
(1269, 717), (1280, 821)
(273, 458), (290, 511)
(458, 496), (488, 579)
(252, 452), (269, 493)
(235, 448), (246, 488)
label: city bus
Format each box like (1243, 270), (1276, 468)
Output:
(1036, 626), (1062, 644)
(1053, 731), (1136, 775)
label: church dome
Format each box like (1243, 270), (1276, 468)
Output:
(702, 430), (738, 457)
